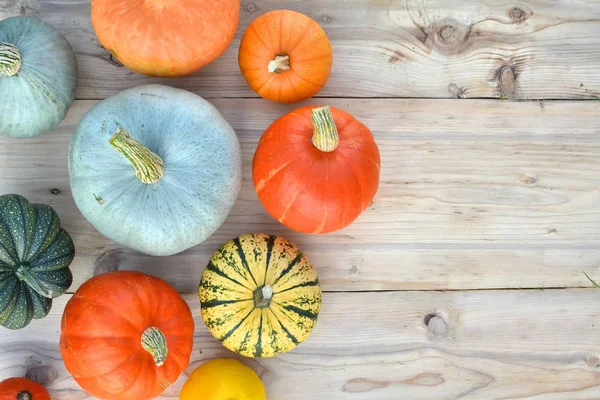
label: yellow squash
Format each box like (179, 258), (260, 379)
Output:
(199, 233), (322, 358)
(179, 359), (266, 400)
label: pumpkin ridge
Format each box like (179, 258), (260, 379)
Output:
(267, 307), (299, 345)
(15, 196), (35, 260)
(254, 313), (264, 357)
(25, 205), (60, 262)
(288, 18), (315, 54)
(201, 298), (250, 309)
(254, 155), (301, 193)
(334, 150), (367, 213)
(249, 23), (274, 55)
(263, 235), (276, 286)
(274, 279), (320, 295)
(0, 197), (25, 261)
(219, 307), (256, 343)
(282, 304), (319, 320)
(29, 242), (72, 268)
(232, 237), (259, 288)
(278, 187), (302, 223)
(271, 252), (304, 287)
(206, 261), (253, 292)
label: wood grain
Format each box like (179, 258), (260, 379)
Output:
(2, 0), (599, 99)
(1, 289), (599, 399)
(1, 98), (599, 292)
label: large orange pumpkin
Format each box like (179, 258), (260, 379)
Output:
(0, 378), (50, 400)
(60, 271), (194, 400)
(253, 106), (380, 234)
(91, 0), (240, 77)
(239, 10), (333, 103)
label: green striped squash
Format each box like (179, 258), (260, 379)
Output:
(0, 194), (74, 329)
(199, 233), (321, 358)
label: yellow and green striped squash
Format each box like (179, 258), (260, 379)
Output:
(199, 233), (321, 358)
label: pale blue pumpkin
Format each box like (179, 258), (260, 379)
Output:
(0, 16), (77, 138)
(68, 84), (242, 256)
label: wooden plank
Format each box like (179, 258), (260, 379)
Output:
(2, 0), (599, 100)
(1, 289), (599, 399)
(1, 98), (600, 292)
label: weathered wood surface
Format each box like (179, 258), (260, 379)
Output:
(1, 289), (599, 399)
(1, 99), (599, 292)
(2, 0), (600, 99)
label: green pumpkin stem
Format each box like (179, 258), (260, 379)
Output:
(311, 106), (339, 152)
(141, 326), (168, 366)
(109, 128), (165, 184)
(0, 42), (22, 77)
(15, 264), (54, 298)
(268, 55), (290, 74)
(254, 285), (274, 308)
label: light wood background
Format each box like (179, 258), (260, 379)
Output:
(1, 0), (600, 399)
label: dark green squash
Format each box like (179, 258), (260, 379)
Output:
(0, 194), (74, 329)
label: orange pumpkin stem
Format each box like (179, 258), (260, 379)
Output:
(141, 326), (169, 366)
(268, 55), (291, 74)
(311, 106), (339, 152)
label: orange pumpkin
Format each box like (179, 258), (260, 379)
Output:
(253, 106), (380, 234)
(0, 378), (50, 400)
(239, 10), (333, 103)
(60, 271), (194, 400)
(91, 0), (240, 77)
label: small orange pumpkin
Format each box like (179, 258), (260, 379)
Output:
(253, 106), (380, 234)
(239, 10), (333, 103)
(91, 0), (240, 77)
(0, 377), (50, 400)
(60, 271), (194, 400)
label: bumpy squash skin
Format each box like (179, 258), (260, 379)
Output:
(0, 17), (77, 138)
(0, 194), (74, 330)
(68, 84), (242, 256)
(199, 233), (321, 358)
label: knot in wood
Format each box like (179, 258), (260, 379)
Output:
(438, 25), (458, 45)
(424, 313), (448, 336)
(244, 3), (257, 13)
(94, 249), (122, 276)
(322, 15), (333, 23)
(510, 7), (528, 22)
(587, 355), (600, 367)
(26, 365), (57, 386)
(498, 65), (517, 98)
(50, 188), (61, 195)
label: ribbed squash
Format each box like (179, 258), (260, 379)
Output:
(199, 233), (321, 358)
(0, 377), (51, 400)
(0, 194), (74, 330)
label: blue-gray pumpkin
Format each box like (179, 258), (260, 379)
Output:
(0, 16), (77, 138)
(0, 194), (74, 329)
(68, 84), (242, 256)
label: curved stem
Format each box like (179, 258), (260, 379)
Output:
(0, 42), (22, 77)
(109, 128), (164, 184)
(141, 327), (168, 366)
(254, 285), (274, 308)
(15, 264), (54, 298)
(311, 106), (339, 152)
(268, 55), (290, 74)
